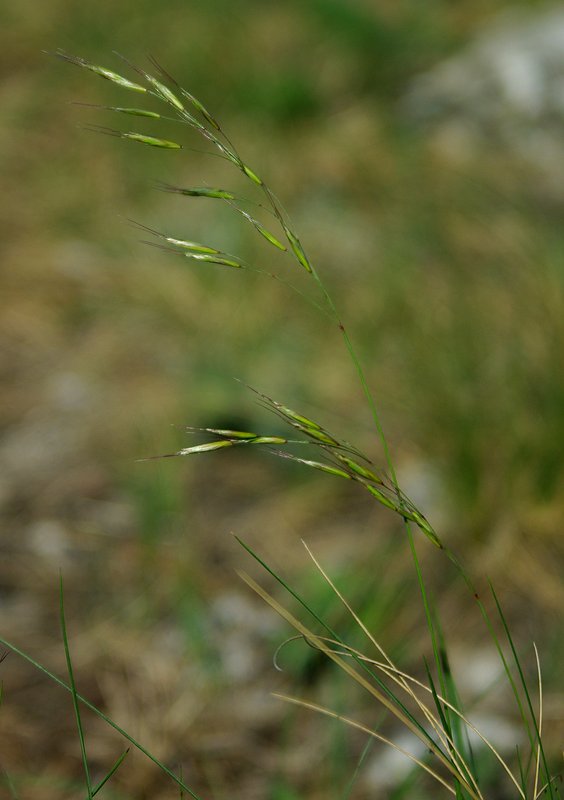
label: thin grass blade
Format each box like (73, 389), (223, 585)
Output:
(59, 577), (92, 798)
(0, 636), (203, 799)
(276, 693), (459, 796)
(341, 737), (373, 800)
(91, 748), (130, 797)
(490, 585), (554, 798)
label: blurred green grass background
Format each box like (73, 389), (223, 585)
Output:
(1, 1), (563, 797)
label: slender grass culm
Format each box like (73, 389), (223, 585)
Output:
(1, 50), (560, 798)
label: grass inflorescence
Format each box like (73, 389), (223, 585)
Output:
(0, 50), (559, 799)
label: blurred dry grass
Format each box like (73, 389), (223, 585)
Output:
(1, 1), (563, 797)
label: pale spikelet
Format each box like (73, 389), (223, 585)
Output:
(177, 440), (235, 455)
(138, 440), (234, 460)
(139, 241), (244, 268)
(275, 451), (352, 480)
(165, 237), (219, 253)
(51, 50), (147, 93)
(143, 432), (288, 461)
(251, 436), (288, 445)
(128, 220), (221, 254)
(185, 428), (288, 446)
(187, 253), (244, 269)
(131, 221), (244, 267)
(122, 132), (182, 149)
(187, 427), (259, 439)
(144, 245), (244, 269)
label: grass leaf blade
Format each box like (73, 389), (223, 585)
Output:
(59, 576), (92, 798)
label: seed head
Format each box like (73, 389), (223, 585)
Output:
(72, 102), (161, 119)
(231, 205), (286, 251)
(177, 440), (235, 456)
(276, 452), (351, 480)
(241, 164), (263, 185)
(181, 89), (221, 130)
(108, 106), (161, 118)
(187, 253), (244, 269)
(146, 76), (185, 112)
(122, 132), (182, 149)
(51, 50), (146, 93)
(336, 454), (383, 484)
(166, 237), (220, 254)
(283, 227), (313, 273)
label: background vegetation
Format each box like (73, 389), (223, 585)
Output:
(1, 1), (562, 797)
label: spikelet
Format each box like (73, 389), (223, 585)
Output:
(156, 183), (237, 200)
(82, 124), (181, 149)
(51, 50), (147, 93)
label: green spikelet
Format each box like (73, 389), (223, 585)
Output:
(122, 132), (182, 149)
(284, 227), (313, 273)
(52, 51), (146, 93)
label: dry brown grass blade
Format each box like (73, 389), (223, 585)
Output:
(297, 633), (525, 800)
(273, 692), (457, 796)
(300, 541), (484, 798)
(237, 570), (483, 800)
(533, 643), (543, 800)
(299, 541), (529, 799)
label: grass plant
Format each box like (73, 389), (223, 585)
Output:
(1, 49), (560, 798)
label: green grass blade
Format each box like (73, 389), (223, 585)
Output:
(0, 636), (204, 799)
(424, 658), (452, 741)
(59, 576), (92, 798)
(435, 622), (478, 788)
(490, 584), (554, 798)
(515, 746), (529, 798)
(425, 657), (475, 800)
(91, 748), (130, 797)
(341, 737), (373, 800)
(0, 769), (19, 800)
(475, 597), (532, 742)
